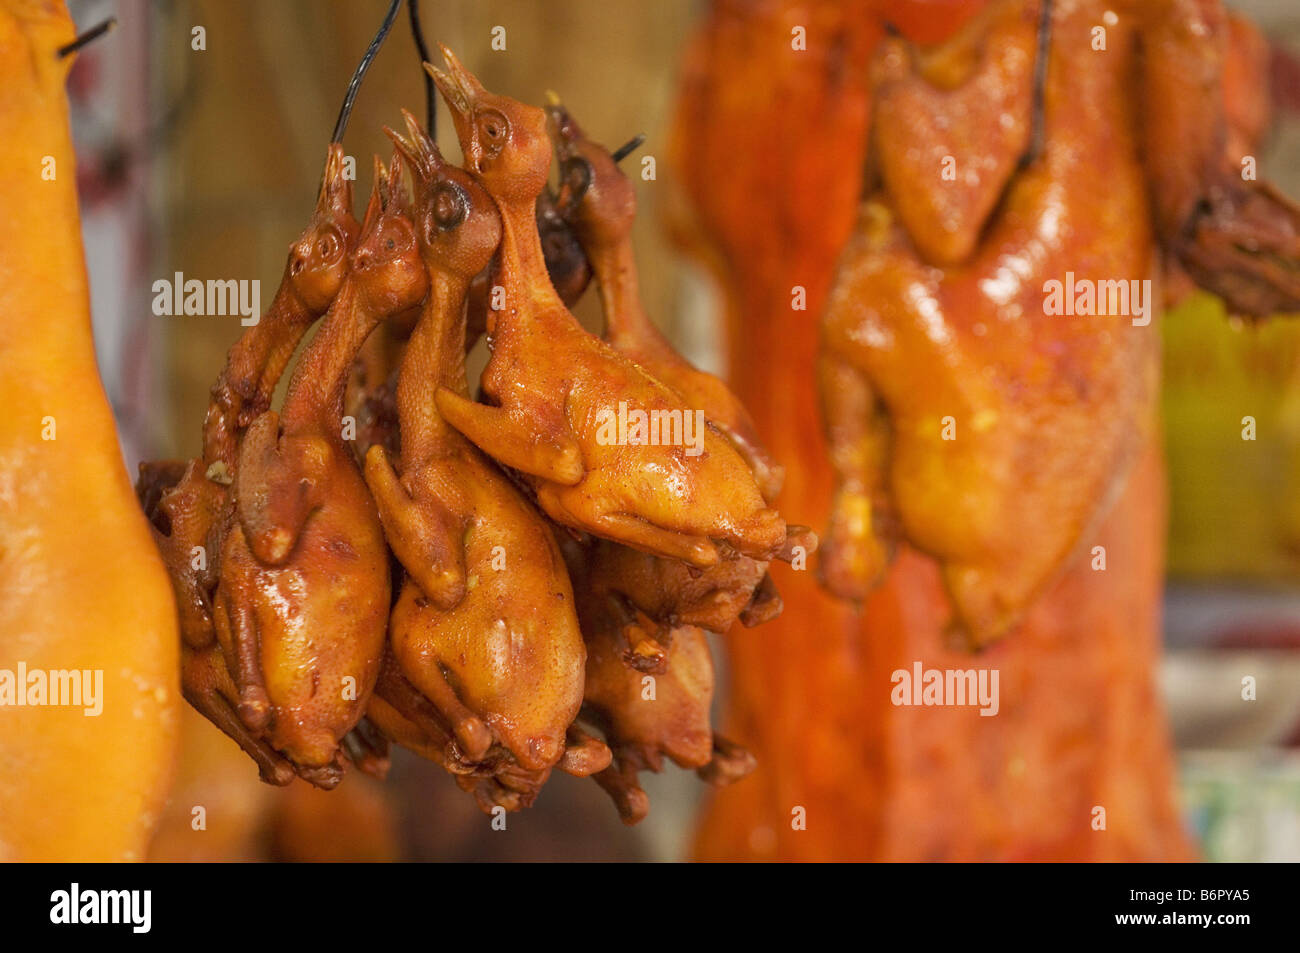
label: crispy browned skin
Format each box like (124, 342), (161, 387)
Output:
(140, 145), (359, 789)
(561, 536), (754, 824)
(344, 190), (592, 466)
(584, 624), (755, 824)
(541, 103), (811, 665)
(139, 145), (359, 655)
(425, 46), (785, 569)
(1138, 0), (1300, 316)
(359, 113), (600, 802)
(870, 0), (1037, 266)
(141, 144), (361, 790)
(343, 313), (413, 467)
(673, 0), (1194, 863)
(548, 104), (783, 501)
(365, 649), (610, 814)
(467, 190), (594, 350)
(572, 540), (782, 674)
(202, 158), (422, 788)
(819, 0), (1300, 648)
(205, 145), (362, 470)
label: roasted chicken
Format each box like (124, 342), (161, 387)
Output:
(358, 112), (606, 807)
(427, 46), (786, 569)
(200, 156), (422, 788)
(544, 101), (808, 659)
(138, 5), (406, 790)
(559, 536), (755, 823)
(547, 102), (783, 501)
(667, 0), (1287, 859)
(584, 621), (753, 825)
(141, 144), (359, 654)
(342, 188), (592, 465)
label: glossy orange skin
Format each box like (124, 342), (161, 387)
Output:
(583, 624), (719, 825)
(210, 166), (421, 785)
(365, 118), (588, 787)
(141, 149), (362, 789)
(822, 0), (1298, 644)
(382, 456), (584, 771)
(214, 433), (389, 776)
(549, 104), (784, 502)
(545, 105), (791, 663)
(821, 0), (1159, 646)
(142, 146), (359, 654)
(670, 0), (1195, 861)
(530, 104), (788, 820)
(0, 0), (178, 860)
(428, 48), (786, 570)
(585, 625), (715, 766)
(561, 528), (758, 824)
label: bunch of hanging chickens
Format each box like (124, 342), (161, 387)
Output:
(135, 22), (812, 823)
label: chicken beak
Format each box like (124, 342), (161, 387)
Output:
(359, 162), (385, 241)
(543, 94), (578, 160)
(426, 44), (486, 128)
(317, 143), (354, 220)
(384, 108), (443, 186)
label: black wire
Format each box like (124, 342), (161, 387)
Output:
(331, 0), (403, 144)
(408, 0), (436, 138)
(611, 134), (646, 163)
(57, 16), (117, 58)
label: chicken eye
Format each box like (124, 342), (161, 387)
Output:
(316, 231), (339, 260)
(432, 184), (468, 229)
(476, 111), (509, 157)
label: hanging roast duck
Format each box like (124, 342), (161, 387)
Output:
(818, 0), (1300, 646)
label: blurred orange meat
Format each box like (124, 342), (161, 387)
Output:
(670, 0), (1193, 861)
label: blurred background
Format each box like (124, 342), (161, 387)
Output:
(66, 0), (1300, 861)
